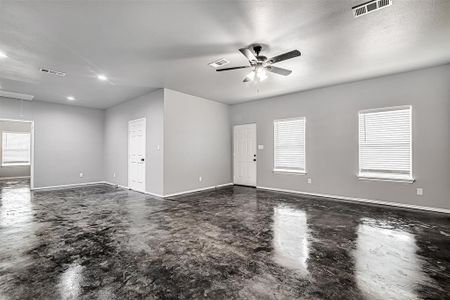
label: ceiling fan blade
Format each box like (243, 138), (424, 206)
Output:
(239, 47), (257, 62)
(216, 66), (250, 72)
(268, 50), (301, 64)
(266, 66), (292, 76)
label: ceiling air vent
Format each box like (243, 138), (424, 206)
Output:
(378, 0), (391, 8)
(208, 58), (229, 69)
(353, 0), (392, 18)
(354, 6), (367, 17)
(0, 90), (34, 101)
(40, 68), (66, 77)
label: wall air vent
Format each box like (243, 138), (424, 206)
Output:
(40, 68), (66, 77)
(208, 58), (230, 69)
(353, 0), (392, 18)
(0, 90), (34, 101)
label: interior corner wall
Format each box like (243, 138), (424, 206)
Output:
(230, 64), (450, 211)
(0, 97), (105, 188)
(0, 120), (32, 178)
(163, 88), (232, 195)
(104, 89), (164, 196)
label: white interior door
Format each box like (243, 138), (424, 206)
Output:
(128, 118), (146, 192)
(233, 123), (257, 187)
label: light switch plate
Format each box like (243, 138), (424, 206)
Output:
(417, 188), (423, 196)
(307, 178), (312, 184)
(258, 145), (264, 150)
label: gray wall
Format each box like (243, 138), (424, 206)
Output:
(230, 64), (450, 210)
(164, 89), (232, 195)
(0, 98), (105, 188)
(104, 89), (164, 196)
(0, 120), (32, 178)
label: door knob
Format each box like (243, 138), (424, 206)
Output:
(141, 158), (145, 162)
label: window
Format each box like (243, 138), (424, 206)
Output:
(358, 106), (412, 182)
(2, 132), (31, 166)
(274, 117), (306, 173)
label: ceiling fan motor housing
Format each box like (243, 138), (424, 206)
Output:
(253, 45), (263, 56)
(256, 56), (267, 63)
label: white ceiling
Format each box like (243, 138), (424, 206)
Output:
(0, 0), (449, 109)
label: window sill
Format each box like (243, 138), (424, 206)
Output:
(273, 169), (307, 175)
(1, 163), (31, 167)
(357, 175), (415, 183)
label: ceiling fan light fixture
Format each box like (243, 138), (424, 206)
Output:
(256, 67), (267, 81)
(245, 70), (256, 82)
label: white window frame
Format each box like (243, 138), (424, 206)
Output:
(357, 105), (414, 183)
(273, 117), (306, 175)
(1, 131), (32, 166)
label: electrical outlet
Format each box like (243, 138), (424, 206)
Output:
(199, 176), (202, 182)
(417, 188), (423, 196)
(307, 178), (312, 184)
(113, 172), (116, 178)
(79, 172), (83, 178)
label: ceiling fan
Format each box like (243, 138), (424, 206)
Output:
(216, 45), (301, 82)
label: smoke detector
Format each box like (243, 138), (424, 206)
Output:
(353, 0), (392, 18)
(208, 58), (229, 69)
(0, 90), (34, 101)
(40, 68), (66, 77)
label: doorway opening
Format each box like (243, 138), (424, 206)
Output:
(0, 118), (34, 189)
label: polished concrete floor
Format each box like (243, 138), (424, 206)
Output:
(0, 179), (449, 299)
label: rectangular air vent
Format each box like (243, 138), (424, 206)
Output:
(40, 68), (66, 77)
(208, 58), (230, 69)
(0, 90), (34, 101)
(378, 0), (391, 7)
(353, 0), (392, 18)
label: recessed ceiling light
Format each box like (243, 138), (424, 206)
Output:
(67, 96), (75, 101)
(0, 51), (8, 59)
(97, 74), (108, 81)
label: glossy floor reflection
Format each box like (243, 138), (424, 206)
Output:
(0, 179), (449, 299)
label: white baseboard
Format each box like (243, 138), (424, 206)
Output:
(102, 181), (233, 198)
(163, 182), (233, 198)
(33, 180), (232, 198)
(144, 191), (165, 198)
(30, 180), (447, 213)
(32, 181), (107, 191)
(256, 186), (450, 214)
(0, 176), (30, 181)
(103, 181), (126, 189)
(103, 181), (165, 198)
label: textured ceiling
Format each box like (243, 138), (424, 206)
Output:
(0, 0), (449, 109)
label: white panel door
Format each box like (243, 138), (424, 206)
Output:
(128, 118), (146, 192)
(233, 123), (257, 187)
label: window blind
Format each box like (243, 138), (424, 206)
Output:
(2, 132), (31, 165)
(274, 117), (306, 173)
(358, 106), (412, 181)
